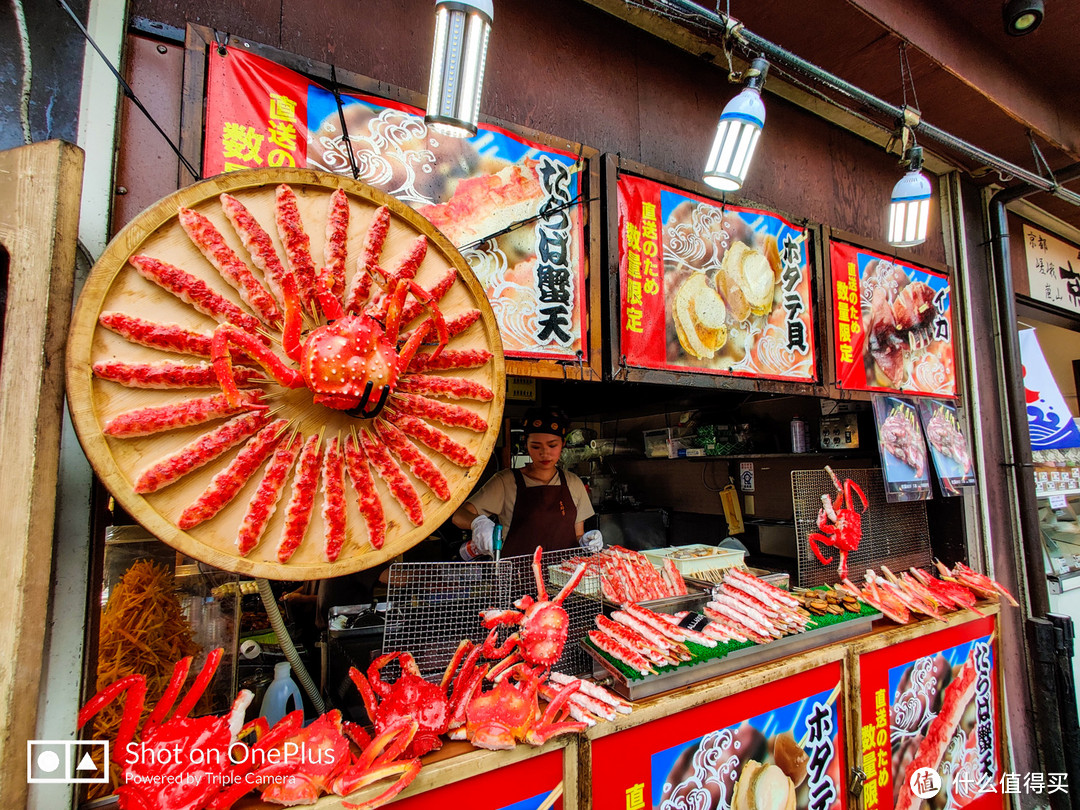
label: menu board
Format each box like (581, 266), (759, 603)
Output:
(916, 399), (975, 496)
(858, 617), (1003, 810)
(831, 241), (956, 396)
(1022, 223), (1080, 315)
(872, 395), (932, 502)
(591, 662), (845, 810)
(616, 174), (816, 382)
(204, 45), (589, 361)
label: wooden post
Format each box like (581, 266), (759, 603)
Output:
(0, 140), (84, 804)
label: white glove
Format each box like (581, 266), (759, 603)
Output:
(469, 515), (496, 557)
(579, 529), (603, 553)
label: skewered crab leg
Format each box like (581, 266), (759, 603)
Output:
(220, 192), (295, 309)
(360, 429), (424, 526)
(93, 360), (259, 389)
(134, 411), (269, 493)
(373, 420), (451, 500)
(381, 411), (477, 467)
(277, 433), (324, 563)
(179, 419), (288, 529)
(399, 309), (481, 346)
(104, 391), (264, 437)
(129, 255), (262, 334)
(597, 615), (672, 665)
(275, 184), (318, 307)
(939, 561), (1021, 607)
(99, 311), (247, 360)
(395, 375), (494, 402)
(322, 436), (347, 562)
(390, 392), (487, 432)
(344, 434), (387, 550)
(387, 267), (456, 326)
(179, 206), (282, 325)
(323, 188), (350, 300)
(237, 433), (302, 556)
(910, 567), (985, 616)
(407, 348), (493, 374)
(344, 205), (390, 313)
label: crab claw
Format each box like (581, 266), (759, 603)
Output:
(807, 532), (835, 566)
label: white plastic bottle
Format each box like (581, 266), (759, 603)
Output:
(260, 661), (303, 726)
(790, 415), (808, 453)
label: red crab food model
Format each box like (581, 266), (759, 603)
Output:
(807, 465), (868, 580)
(66, 171), (504, 579)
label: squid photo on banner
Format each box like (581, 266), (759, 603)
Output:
(204, 45), (588, 361)
(830, 241), (955, 396)
(617, 173), (816, 382)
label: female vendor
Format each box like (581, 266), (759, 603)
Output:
(451, 406), (603, 559)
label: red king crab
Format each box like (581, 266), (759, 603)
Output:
(89, 184), (496, 565)
(77, 648), (422, 810)
(807, 466), (868, 580)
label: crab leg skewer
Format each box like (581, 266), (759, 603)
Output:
(395, 375), (494, 402)
(323, 188), (350, 300)
(277, 433), (324, 563)
(134, 411), (269, 494)
(385, 267), (456, 328)
(237, 434), (302, 556)
(99, 312), (248, 360)
(179, 418), (288, 529)
(547, 671), (632, 714)
(382, 411), (479, 468)
(275, 184), (319, 307)
(344, 206), (390, 313)
(588, 631), (656, 676)
(322, 436), (348, 562)
(129, 255), (262, 334)
(93, 360), (259, 389)
(407, 348), (493, 374)
(390, 392), (487, 432)
(344, 434), (387, 550)
(179, 206), (282, 325)
(220, 192), (295, 309)
(104, 390), (264, 437)
(360, 429), (424, 526)
(373, 420), (451, 500)
(400, 309), (481, 346)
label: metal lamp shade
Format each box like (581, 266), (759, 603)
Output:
(425, 0), (493, 138)
(703, 86), (766, 192)
(887, 169), (932, 247)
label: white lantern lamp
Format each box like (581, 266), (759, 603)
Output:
(703, 57), (769, 192)
(887, 145), (932, 247)
(425, 0), (494, 138)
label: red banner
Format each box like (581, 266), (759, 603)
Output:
(617, 174), (816, 382)
(591, 662), (845, 810)
(830, 241), (956, 396)
(858, 617), (1003, 810)
(390, 748), (563, 810)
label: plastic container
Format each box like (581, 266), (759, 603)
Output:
(259, 661), (303, 726)
(790, 415), (808, 453)
(642, 544), (746, 576)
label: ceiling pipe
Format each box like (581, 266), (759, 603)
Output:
(658, 0), (1080, 206)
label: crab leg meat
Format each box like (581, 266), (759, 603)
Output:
(134, 411), (269, 494)
(400, 309), (481, 346)
(99, 311), (242, 360)
(588, 631), (655, 676)
(381, 409), (477, 467)
(179, 206), (282, 326)
(548, 671), (632, 713)
(220, 192), (294, 308)
(360, 429), (424, 526)
(212, 323), (305, 407)
(345, 205), (390, 313)
(395, 375), (494, 402)
(322, 436), (348, 562)
(407, 347), (493, 374)
(277, 433), (324, 563)
(178, 419), (288, 529)
(383, 266), (455, 326)
(596, 615), (670, 664)
(323, 188), (350, 300)
(237, 434), (302, 556)
(373, 420), (451, 500)
(129, 254), (262, 333)
(275, 184), (319, 307)
(390, 392), (487, 432)
(344, 434), (387, 549)
(93, 359), (259, 389)
(104, 390), (264, 437)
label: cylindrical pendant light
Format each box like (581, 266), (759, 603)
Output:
(703, 57), (769, 192)
(425, 0), (493, 139)
(887, 146), (932, 247)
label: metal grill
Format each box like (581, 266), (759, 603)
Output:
(792, 468), (931, 588)
(382, 548), (601, 680)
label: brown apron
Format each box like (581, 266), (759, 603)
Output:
(502, 468), (578, 558)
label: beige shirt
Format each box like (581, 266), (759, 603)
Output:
(467, 468), (595, 532)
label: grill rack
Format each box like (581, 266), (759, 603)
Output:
(792, 467), (931, 588)
(381, 548), (601, 680)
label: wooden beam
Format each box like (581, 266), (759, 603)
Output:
(0, 140), (84, 805)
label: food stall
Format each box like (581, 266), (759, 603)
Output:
(20, 2), (1044, 809)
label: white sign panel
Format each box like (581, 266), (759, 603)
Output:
(1023, 223), (1080, 314)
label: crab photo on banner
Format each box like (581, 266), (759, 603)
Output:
(872, 395), (932, 503)
(859, 618), (1003, 810)
(830, 241), (955, 396)
(589, 663), (845, 810)
(916, 400), (975, 497)
(204, 45), (588, 361)
(616, 174), (816, 382)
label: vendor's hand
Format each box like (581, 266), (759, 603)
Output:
(469, 515), (497, 556)
(579, 530), (603, 553)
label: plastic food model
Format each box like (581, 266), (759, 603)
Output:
(807, 466), (868, 580)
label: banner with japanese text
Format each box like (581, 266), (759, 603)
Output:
(591, 662), (845, 810)
(858, 617), (1003, 810)
(1022, 223), (1080, 314)
(830, 241), (956, 396)
(616, 174), (816, 382)
(204, 45), (588, 361)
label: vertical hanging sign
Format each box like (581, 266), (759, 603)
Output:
(1022, 223), (1080, 314)
(204, 45), (589, 362)
(616, 173), (816, 382)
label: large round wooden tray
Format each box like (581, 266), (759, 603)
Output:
(67, 168), (504, 580)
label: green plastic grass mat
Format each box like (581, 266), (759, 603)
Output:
(585, 591), (880, 682)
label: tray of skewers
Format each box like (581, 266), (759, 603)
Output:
(581, 567), (880, 700)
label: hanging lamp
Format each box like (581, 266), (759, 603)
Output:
(887, 145), (932, 247)
(425, 0), (493, 138)
(703, 57), (769, 192)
